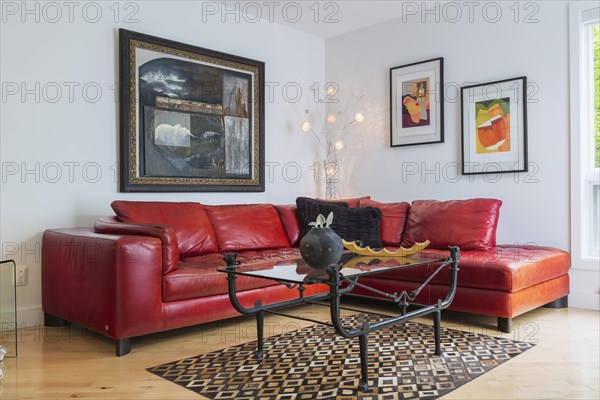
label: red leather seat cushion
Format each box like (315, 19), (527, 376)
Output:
(236, 248), (301, 264)
(360, 199), (410, 246)
(382, 246), (570, 293)
(204, 204), (291, 251)
(163, 248), (302, 302)
(111, 201), (218, 256)
(426, 246), (570, 292)
(274, 205), (301, 246)
(401, 199), (502, 250)
(163, 254), (274, 301)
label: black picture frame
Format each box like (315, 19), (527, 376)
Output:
(461, 76), (528, 175)
(119, 29), (265, 192)
(390, 57), (444, 147)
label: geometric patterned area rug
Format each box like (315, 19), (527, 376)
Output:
(147, 314), (535, 400)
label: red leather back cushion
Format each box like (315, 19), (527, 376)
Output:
(360, 199), (410, 246)
(111, 201), (218, 256)
(401, 199), (502, 250)
(273, 204), (301, 246)
(204, 204), (291, 251)
(319, 196), (371, 208)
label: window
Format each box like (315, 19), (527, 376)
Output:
(570, 3), (600, 269)
(585, 21), (600, 258)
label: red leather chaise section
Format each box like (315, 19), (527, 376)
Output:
(426, 246), (570, 292)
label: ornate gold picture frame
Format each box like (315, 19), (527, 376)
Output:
(119, 29), (265, 192)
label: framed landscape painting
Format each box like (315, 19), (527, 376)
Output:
(119, 29), (265, 192)
(461, 76), (528, 175)
(390, 57), (444, 147)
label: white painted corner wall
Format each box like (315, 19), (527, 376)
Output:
(323, 1), (597, 310)
(326, 2), (570, 249)
(0, 1), (325, 326)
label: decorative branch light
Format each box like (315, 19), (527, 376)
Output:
(300, 110), (364, 150)
(300, 89), (364, 199)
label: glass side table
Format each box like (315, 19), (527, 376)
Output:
(0, 259), (17, 358)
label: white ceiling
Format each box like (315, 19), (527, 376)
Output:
(228, 1), (407, 39)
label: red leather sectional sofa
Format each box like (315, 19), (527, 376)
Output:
(41, 197), (569, 356)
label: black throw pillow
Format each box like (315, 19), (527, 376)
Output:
(296, 197), (349, 237)
(329, 206), (383, 249)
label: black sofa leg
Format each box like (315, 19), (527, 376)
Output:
(116, 339), (131, 356)
(544, 295), (568, 308)
(44, 312), (71, 327)
(497, 317), (512, 333)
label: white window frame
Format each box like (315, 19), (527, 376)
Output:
(570, 2), (600, 270)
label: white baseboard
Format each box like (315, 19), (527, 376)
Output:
(16, 306), (44, 327)
(569, 268), (600, 310)
(569, 292), (600, 310)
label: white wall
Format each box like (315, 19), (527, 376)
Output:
(326, 1), (599, 309)
(0, 1), (325, 325)
(326, 2), (570, 248)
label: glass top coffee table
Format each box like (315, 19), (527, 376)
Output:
(218, 246), (460, 392)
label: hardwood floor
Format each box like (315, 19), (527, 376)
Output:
(0, 301), (598, 399)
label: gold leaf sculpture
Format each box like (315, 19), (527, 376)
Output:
(341, 256), (419, 271)
(342, 240), (430, 257)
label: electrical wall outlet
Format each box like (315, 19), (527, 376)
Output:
(16, 266), (28, 286)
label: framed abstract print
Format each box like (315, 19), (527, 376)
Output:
(461, 76), (528, 175)
(390, 57), (444, 147)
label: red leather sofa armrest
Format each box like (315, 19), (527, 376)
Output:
(94, 216), (179, 274)
(42, 228), (165, 339)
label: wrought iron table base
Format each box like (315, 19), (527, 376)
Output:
(223, 247), (460, 392)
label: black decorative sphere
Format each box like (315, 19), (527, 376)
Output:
(299, 227), (343, 270)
